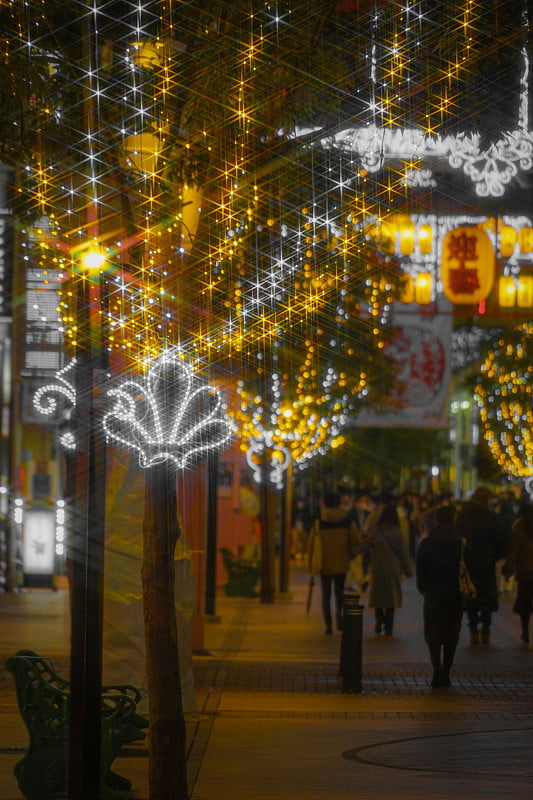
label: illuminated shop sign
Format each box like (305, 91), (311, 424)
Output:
(23, 508), (55, 576)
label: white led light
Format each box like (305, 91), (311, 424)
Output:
(245, 435), (291, 489)
(103, 351), (236, 469)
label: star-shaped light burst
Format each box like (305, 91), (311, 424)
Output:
(103, 352), (236, 469)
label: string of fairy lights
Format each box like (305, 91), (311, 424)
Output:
(3, 0), (530, 480)
(476, 323), (533, 480)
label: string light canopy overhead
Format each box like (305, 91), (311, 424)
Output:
(2, 1), (530, 470)
(2, 3), (397, 362)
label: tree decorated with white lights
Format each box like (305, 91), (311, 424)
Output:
(235, 344), (369, 483)
(476, 323), (533, 489)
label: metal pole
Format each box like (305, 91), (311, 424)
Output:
(69, 8), (106, 792)
(205, 451), (218, 617)
(68, 274), (106, 800)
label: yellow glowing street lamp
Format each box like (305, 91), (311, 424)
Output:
(79, 245), (107, 272)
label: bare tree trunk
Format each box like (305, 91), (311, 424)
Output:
(259, 457), (280, 604)
(279, 461), (294, 595)
(142, 464), (189, 800)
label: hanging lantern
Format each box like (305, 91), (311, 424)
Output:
(415, 272), (432, 305)
(498, 276), (516, 307)
(479, 216), (497, 234)
(517, 274), (533, 307)
(440, 226), (495, 304)
(418, 224), (433, 255)
(518, 227), (533, 255)
(398, 273), (415, 304)
(499, 224), (517, 258)
(379, 220), (396, 253)
(179, 183), (203, 253)
(132, 40), (164, 70)
(397, 215), (415, 255)
(122, 133), (161, 175)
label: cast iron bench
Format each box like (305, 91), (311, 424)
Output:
(220, 547), (260, 597)
(5, 649), (148, 800)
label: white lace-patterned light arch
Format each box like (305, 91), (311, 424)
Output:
(290, 48), (532, 199)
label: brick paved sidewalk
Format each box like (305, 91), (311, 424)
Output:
(1, 565), (532, 800)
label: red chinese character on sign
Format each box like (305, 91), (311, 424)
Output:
(447, 232), (480, 295)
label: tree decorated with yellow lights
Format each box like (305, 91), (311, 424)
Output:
(476, 323), (533, 483)
(2, 2), (531, 797)
(2, 0), (524, 414)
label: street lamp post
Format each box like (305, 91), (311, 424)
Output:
(68, 262), (107, 800)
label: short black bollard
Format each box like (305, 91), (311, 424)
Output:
(338, 589), (364, 693)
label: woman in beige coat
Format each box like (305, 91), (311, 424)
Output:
(363, 500), (413, 636)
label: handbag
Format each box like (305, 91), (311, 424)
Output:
(459, 538), (476, 599)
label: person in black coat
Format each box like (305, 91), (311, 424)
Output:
(416, 506), (468, 688)
(456, 487), (505, 645)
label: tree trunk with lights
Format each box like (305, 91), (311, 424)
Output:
(142, 464), (189, 800)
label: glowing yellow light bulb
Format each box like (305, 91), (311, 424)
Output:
(415, 272), (432, 305)
(80, 247), (106, 272)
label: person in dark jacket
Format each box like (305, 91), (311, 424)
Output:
(416, 506), (468, 688)
(308, 492), (361, 635)
(456, 487), (504, 645)
(502, 502), (533, 643)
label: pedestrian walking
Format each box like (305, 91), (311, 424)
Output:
(502, 502), (533, 644)
(493, 495), (517, 596)
(456, 486), (505, 645)
(363, 498), (413, 636)
(307, 492), (361, 635)
(416, 506), (470, 688)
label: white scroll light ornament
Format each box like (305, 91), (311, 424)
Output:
(32, 359), (77, 451)
(525, 477), (533, 501)
(245, 433), (291, 490)
(102, 352), (235, 469)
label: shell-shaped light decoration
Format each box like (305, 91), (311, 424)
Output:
(103, 352), (236, 469)
(33, 359), (77, 450)
(245, 435), (291, 489)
